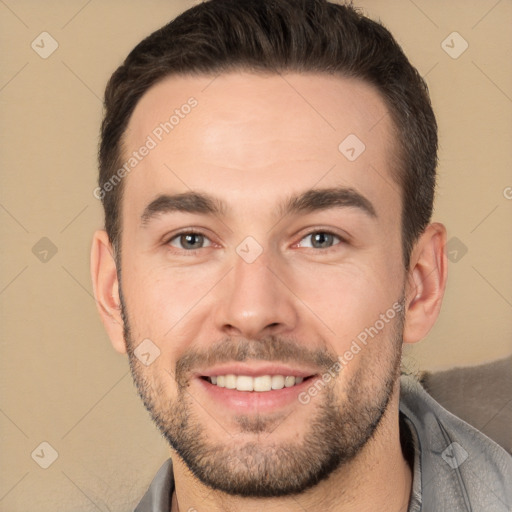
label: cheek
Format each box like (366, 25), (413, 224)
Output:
(289, 258), (402, 350)
(120, 258), (218, 342)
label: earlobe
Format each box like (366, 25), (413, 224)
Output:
(403, 223), (448, 344)
(90, 230), (127, 354)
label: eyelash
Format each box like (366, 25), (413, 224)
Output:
(295, 230), (347, 251)
(164, 229), (211, 255)
(164, 228), (347, 255)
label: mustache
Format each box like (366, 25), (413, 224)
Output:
(175, 335), (339, 387)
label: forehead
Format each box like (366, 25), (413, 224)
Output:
(122, 72), (399, 223)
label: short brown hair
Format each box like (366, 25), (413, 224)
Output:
(98, 0), (437, 269)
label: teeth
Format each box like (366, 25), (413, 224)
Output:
(225, 374), (237, 389)
(271, 375), (285, 390)
(208, 375), (305, 392)
(236, 375), (254, 391)
(254, 375), (271, 392)
(284, 376), (295, 388)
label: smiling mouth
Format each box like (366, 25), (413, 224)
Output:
(202, 374), (314, 392)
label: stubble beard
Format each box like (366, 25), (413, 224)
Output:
(120, 285), (405, 497)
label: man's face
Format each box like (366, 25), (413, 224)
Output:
(118, 73), (407, 496)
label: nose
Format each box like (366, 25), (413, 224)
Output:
(213, 248), (298, 340)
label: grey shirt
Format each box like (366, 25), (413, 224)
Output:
(134, 375), (512, 511)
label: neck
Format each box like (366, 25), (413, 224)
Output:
(170, 388), (412, 512)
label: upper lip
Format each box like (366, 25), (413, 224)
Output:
(195, 362), (319, 378)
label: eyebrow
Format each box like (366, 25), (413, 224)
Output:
(140, 186), (377, 227)
(140, 191), (226, 226)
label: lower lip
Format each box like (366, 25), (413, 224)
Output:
(196, 377), (315, 414)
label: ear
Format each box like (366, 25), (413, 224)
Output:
(90, 230), (126, 354)
(403, 222), (448, 344)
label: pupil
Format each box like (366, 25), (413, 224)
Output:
(183, 233), (201, 249)
(314, 233), (331, 248)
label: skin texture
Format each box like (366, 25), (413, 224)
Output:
(91, 73), (448, 511)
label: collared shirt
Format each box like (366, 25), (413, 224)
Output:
(134, 375), (512, 511)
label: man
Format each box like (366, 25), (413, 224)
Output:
(90, 0), (512, 510)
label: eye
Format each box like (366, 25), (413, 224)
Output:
(298, 231), (343, 249)
(167, 232), (212, 251)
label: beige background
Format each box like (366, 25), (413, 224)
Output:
(1, 0), (511, 510)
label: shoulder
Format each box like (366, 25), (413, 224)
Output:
(399, 374), (512, 511)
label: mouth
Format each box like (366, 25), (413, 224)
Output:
(193, 364), (319, 414)
(203, 374), (307, 392)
